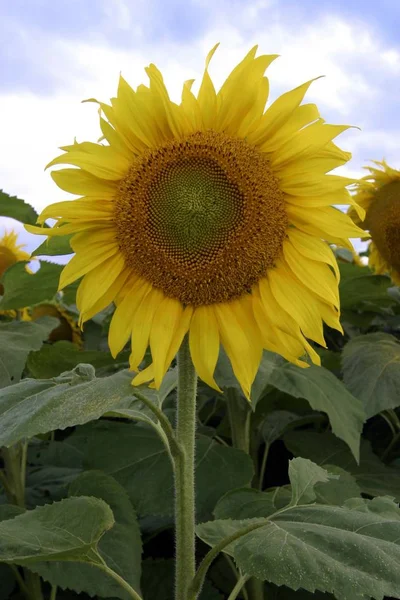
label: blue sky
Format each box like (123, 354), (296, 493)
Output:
(0, 0), (399, 253)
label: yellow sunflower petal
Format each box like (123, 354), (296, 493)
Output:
(215, 299), (262, 400)
(108, 279), (151, 357)
(129, 287), (165, 371)
(51, 168), (117, 198)
(38, 199), (113, 223)
(132, 363), (155, 386)
(288, 228), (340, 281)
(268, 260), (326, 347)
(59, 241), (118, 290)
(197, 44), (219, 128)
(76, 260), (130, 323)
(260, 103), (320, 152)
(150, 297), (184, 388)
(189, 305), (221, 392)
(47, 142), (130, 181)
(287, 205), (369, 244)
(216, 47), (278, 133)
(283, 239), (339, 306)
(249, 77), (322, 146)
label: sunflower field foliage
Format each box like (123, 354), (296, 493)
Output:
(0, 47), (400, 600)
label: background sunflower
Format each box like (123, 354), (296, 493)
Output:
(351, 160), (400, 285)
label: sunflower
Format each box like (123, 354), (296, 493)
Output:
(26, 302), (83, 347)
(0, 230), (30, 295)
(0, 230), (31, 319)
(27, 46), (367, 398)
(351, 160), (400, 285)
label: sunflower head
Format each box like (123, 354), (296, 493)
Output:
(351, 161), (400, 285)
(27, 45), (367, 398)
(0, 230), (30, 294)
(28, 303), (83, 347)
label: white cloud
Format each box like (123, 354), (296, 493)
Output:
(0, 7), (399, 246)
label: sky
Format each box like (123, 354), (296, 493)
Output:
(0, 0), (399, 255)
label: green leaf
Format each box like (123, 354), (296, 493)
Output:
(0, 261), (63, 310)
(0, 365), (135, 447)
(260, 411), (300, 445)
(82, 421), (254, 519)
(32, 471), (142, 599)
(342, 333), (400, 418)
(285, 431), (400, 501)
(0, 318), (58, 388)
(197, 499), (400, 600)
(0, 496), (114, 565)
(0, 189), (39, 225)
(265, 583), (334, 599)
(0, 505), (25, 520)
(214, 487), (291, 520)
(32, 235), (73, 257)
(25, 465), (80, 508)
(0, 505), (25, 600)
(339, 271), (394, 310)
(27, 340), (130, 379)
(313, 466), (361, 506)
(252, 352), (365, 461)
(62, 280), (80, 306)
(214, 463), (358, 522)
(288, 457), (333, 506)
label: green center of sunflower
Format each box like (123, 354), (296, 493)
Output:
(366, 180), (400, 275)
(115, 130), (288, 306)
(148, 157), (242, 257)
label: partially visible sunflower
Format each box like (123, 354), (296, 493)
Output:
(0, 230), (30, 295)
(25, 302), (83, 347)
(350, 160), (400, 285)
(27, 45), (367, 398)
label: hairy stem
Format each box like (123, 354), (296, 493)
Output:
(228, 574), (251, 600)
(226, 388), (251, 454)
(188, 521), (267, 600)
(2, 445), (44, 600)
(226, 390), (263, 600)
(175, 336), (198, 600)
(97, 562), (143, 600)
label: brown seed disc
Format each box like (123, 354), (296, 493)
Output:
(366, 180), (400, 275)
(114, 130), (288, 306)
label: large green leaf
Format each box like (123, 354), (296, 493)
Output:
(27, 340), (130, 379)
(0, 496), (114, 565)
(32, 235), (73, 257)
(198, 491), (400, 598)
(81, 421), (254, 519)
(32, 472), (142, 599)
(264, 584), (334, 599)
(251, 352), (365, 461)
(342, 333), (400, 417)
(0, 505), (25, 600)
(0, 318), (58, 388)
(0, 261), (63, 309)
(285, 431), (400, 501)
(0, 190), (39, 225)
(214, 465), (360, 521)
(287, 457), (333, 505)
(0, 365), (135, 446)
(339, 267), (394, 311)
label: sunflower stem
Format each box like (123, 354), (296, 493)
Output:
(175, 336), (198, 600)
(226, 390), (264, 600)
(226, 388), (251, 455)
